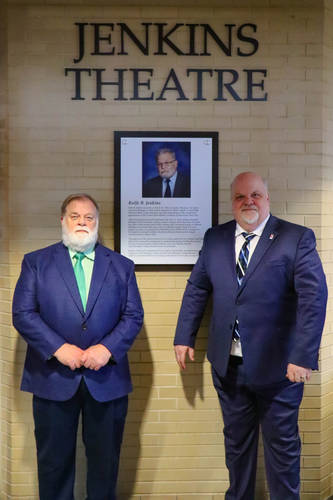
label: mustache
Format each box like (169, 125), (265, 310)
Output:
(73, 225), (90, 233)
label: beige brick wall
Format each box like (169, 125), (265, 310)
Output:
(0, 0), (9, 496)
(0, 0), (332, 499)
(321, 1), (333, 499)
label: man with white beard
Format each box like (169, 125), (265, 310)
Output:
(13, 193), (144, 500)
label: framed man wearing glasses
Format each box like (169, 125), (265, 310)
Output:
(142, 147), (191, 198)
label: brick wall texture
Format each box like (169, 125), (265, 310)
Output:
(0, 0), (332, 499)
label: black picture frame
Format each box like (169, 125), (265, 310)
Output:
(114, 131), (218, 270)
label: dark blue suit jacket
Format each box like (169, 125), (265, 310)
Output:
(142, 171), (190, 198)
(174, 215), (327, 385)
(13, 242), (144, 402)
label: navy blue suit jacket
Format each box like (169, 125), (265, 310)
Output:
(13, 242), (144, 402)
(174, 215), (327, 385)
(142, 171), (190, 198)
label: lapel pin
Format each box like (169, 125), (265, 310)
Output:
(269, 233), (274, 240)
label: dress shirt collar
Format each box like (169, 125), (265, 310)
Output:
(68, 247), (95, 262)
(235, 213), (270, 238)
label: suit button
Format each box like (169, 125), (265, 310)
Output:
(82, 323), (87, 331)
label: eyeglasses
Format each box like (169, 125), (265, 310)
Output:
(68, 214), (96, 223)
(157, 160), (175, 168)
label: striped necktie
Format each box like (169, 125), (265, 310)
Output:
(73, 252), (87, 310)
(236, 232), (256, 286)
(233, 232), (256, 342)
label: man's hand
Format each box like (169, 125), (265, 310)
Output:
(174, 345), (195, 370)
(54, 344), (84, 371)
(81, 344), (112, 371)
(286, 363), (312, 383)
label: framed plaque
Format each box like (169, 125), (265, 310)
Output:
(114, 131), (218, 269)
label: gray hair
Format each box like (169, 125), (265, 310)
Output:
(155, 148), (176, 163)
(61, 193), (100, 216)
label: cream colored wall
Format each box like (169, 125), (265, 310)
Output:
(322, 1), (333, 498)
(0, 0), (9, 496)
(1, 1), (332, 499)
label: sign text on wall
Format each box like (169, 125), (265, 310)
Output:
(64, 22), (267, 102)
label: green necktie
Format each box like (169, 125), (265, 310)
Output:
(73, 252), (87, 310)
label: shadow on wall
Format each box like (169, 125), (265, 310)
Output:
(179, 333), (207, 405)
(180, 300), (211, 406)
(117, 304), (211, 499)
(117, 324), (153, 499)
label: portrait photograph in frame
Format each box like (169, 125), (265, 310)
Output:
(114, 131), (218, 269)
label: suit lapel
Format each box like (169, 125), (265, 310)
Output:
(225, 221), (238, 284)
(214, 221), (238, 292)
(85, 244), (112, 318)
(238, 215), (280, 293)
(54, 243), (85, 315)
(174, 173), (182, 197)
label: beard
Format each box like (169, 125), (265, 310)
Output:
(240, 207), (259, 225)
(158, 168), (177, 180)
(62, 221), (98, 253)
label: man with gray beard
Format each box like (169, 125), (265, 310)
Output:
(13, 193), (144, 500)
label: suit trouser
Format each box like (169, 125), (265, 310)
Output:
(33, 379), (128, 500)
(212, 360), (304, 500)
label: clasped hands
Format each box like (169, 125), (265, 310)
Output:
(54, 343), (111, 371)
